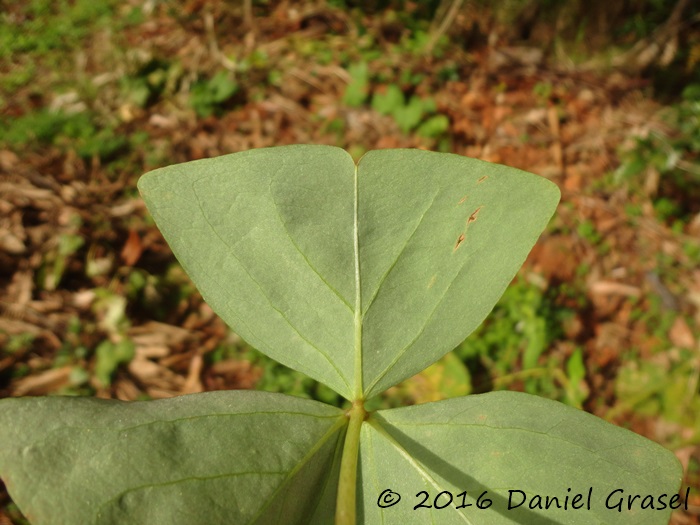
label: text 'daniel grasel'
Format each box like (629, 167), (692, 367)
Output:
(376, 487), (691, 513)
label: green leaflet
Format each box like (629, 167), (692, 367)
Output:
(137, 145), (560, 399)
(0, 392), (345, 525)
(360, 391), (682, 525)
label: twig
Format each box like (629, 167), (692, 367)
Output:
(425, 0), (464, 56)
(243, 0), (253, 30)
(202, 6), (237, 72)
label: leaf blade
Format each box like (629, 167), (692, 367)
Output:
(360, 391), (682, 524)
(0, 391), (345, 525)
(138, 145), (357, 399)
(357, 150), (560, 397)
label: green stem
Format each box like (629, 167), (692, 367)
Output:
(335, 400), (366, 525)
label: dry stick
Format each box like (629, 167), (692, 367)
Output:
(547, 103), (564, 175)
(242, 0), (258, 52)
(424, 0), (465, 56)
(204, 8), (236, 71)
(243, 0), (253, 30)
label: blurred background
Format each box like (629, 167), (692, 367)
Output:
(1, 0), (699, 523)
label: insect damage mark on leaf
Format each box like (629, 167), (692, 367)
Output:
(427, 274), (437, 289)
(453, 233), (465, 251)
(454, 206), (483, 252)
(457, 195), (468, 205)
(468, 206), (483, 224)
(478, 176), (488, 183)
(454, 205), (483, 252)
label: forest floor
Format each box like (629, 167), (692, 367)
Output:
(1, 1), (699, 523)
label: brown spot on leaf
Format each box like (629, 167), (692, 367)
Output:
(477, 176), (488, 183)
(458, 195), (468, 205)
(454, 233), (465, 251)
(468, 206), (483, 223)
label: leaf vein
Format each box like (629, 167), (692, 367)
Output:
(361, 190), (440, 317)
(269, 189), (353, 313)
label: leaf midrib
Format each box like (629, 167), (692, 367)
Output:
(353, 162), (362, 400)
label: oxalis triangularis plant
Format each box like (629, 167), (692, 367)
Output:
(0, 146), (683, 525)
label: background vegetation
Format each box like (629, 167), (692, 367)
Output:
(1, 0), (699, 522)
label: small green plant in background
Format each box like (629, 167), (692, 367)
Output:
(454, 276), (587, 406)
(0, 0), (115, 60)
(0, 146), (682, 524)
(37, 232), (84, 291)
(341, 63), (449, 140)
(372, 84), (449, 138)
(0, 110), (127, 160)
(120, 59), (182, 108)
(611, 297), (700, 447)
(0, 0), (141, 100)
(343, 62), (370, 107)
(93, 339), (135, 388)
(616, 84), (700, 223)
(190, 71), (239, 118)
(614, 350), (700, 446)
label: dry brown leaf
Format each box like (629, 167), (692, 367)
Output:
(0, 149), (19, 171)
(115, 378), (142, 401)
(669, 317), (695, 349)
(145, 387), (181, 399)
(589, 280), (641, 298)
(0, 233), (25, 254)
(0, 317), (42, 336)
(182, 353), (204, 394)
(128, 357), (164, 381)
(135, 344), (170, 359)
(12, 366), (72, 396)
(110, 200), (140, 218)
(129, 321), (191, 347)
(73, 289), (96, 310)
(120, 229), (143, 266)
